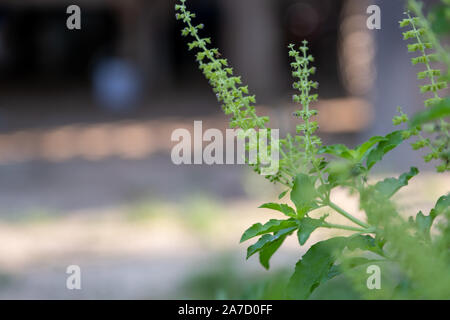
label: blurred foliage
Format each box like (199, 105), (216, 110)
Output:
(430, 0), (450, 35)
(0, 271), (12, 290)
(127, 194), (221, 233)
(0, 208), (57, 225)
(178, 255), (291, 300)
(183, 194), (222, 232)
(127, 200), (175, 222)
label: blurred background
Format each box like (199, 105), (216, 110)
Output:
(0, 0), (448, 299)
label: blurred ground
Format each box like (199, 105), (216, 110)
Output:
(0, 156), (447, 299)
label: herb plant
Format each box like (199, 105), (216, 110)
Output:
(175, 0), (450, 299)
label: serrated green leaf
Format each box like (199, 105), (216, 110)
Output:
(287, 237), (348, 299)
(240, 219), (298, 243)
(287, 235), (379, 299)
(346, 234), (384, 256)
(414, 194), (450, 239)
(374, 167), (419, 198)
(326, 161), (353, 186)
(246, 227), (297, 259)
(433, 194), (450, 215)
(259, 203), (296, 218)
(290, 174), (319, 217)
(297, 217), (324, 246)
(366, 131), (404, 169)
(327, 257), (376, 280)
(415, 211), (434, 238)
(308, 160), (328, 174)
(318, 144), (355, 161)
(355, 136), (388, 162)
(259, 236), (286, 270)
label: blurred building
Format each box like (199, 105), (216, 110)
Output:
(0, 0), (436, 169)
(0, 0), (373, 102)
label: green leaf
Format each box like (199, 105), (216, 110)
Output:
(414, 194), (450, 238)
(290, 174), (319, 217)
(308, 160), (328, 174)
(326, 161), (354, 186)
(246, 227), (297, 259)
(287, 237), (348, 299)
(409, 98), (450, 127)
(374, 167), (419, 198)
(328, 236), (384, 279)
(346, 234), (384, 256)
(318, 137), (388, 164)
(240, 219), (298, 243)
(259, 236), (286, 270)
(297, 217), (324, 246)
(318, 144), (355, 161)
(278, 190), (289, 200)
(432, 194), (450, 216)
(355, 136), (388, 162)
(287, 235), (379, 299)
(366, 131), (404, 169)
(414, 211), (434, 238)
(259, 203), (296, 218)
(327, 257), (376, 280)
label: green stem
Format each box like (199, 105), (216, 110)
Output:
(321, 223), (374, 233)
(327, 201), (370, 229)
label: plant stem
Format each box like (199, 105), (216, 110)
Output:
(327, 201), (370, 229)
(321, 223), (374, 233)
